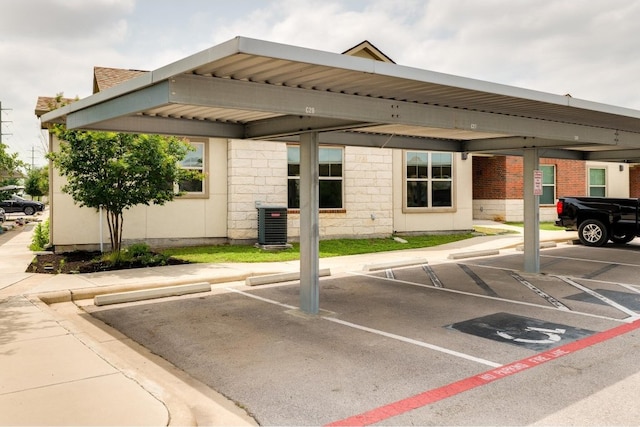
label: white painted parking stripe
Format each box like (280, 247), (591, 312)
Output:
(226, 287), (502, 368)
(510, 272), (571, 311)
(324, 317), (502, 368)
(556, 276), (639, 319)
(350, 271), (628, 323)
(422, 264), (443, 288)
(385, 269), (395, 279)
(575, 276), (640, 295)
(541, 254), (640, 268)
(225, 287), (296, 310)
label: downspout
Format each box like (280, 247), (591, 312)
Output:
(99, 205), (104, 253)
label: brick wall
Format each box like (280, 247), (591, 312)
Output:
(630, 165), (640, 197)
(473, 156), (507, 199)
(545, 158), (586, 197)
(473, 155), (586, 200)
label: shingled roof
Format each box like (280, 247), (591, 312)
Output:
(35, 68), (148, 121)
(93, 66), (148, 93)
(34, 95), (76, 117)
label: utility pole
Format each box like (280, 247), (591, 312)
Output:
(0, 102), (12, 144)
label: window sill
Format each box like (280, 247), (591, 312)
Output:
(288, 209), (347, 214)
(402, 206), (456, 214)
(177, 193), (209, 199)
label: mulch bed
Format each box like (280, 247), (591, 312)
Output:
(26, 251), (189, 274)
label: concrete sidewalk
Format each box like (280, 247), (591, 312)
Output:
(0, 221), (603, 426)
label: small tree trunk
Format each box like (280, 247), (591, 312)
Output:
(105, 209), (125, 255)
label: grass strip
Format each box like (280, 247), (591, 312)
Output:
(162, 233), (474, 263)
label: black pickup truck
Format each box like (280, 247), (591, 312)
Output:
(556, 196), (640, 246)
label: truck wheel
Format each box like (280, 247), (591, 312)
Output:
(610, 234), (635, 244)
(578, 219), (609, 246)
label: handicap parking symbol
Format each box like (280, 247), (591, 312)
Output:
(448, 312), (595, 351)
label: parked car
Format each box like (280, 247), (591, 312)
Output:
(0, 195), (45, 216)
(0, 207), (5, 223)
(556, 196), (640, 246)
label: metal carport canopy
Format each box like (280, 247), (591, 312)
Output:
(41, 36), (640, 314)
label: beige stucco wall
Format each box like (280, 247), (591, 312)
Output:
(50, 136), (228, 251)
(392, 151), (474, 233)
(590, 161), (629, 197)
(49, 131), (477, 250)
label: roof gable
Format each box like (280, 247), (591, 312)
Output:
(342, 40), (395, 63)
(35, 95), (76, 117)
(93, 66), (148, 93)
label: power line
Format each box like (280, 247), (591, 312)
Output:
(0, 101), (13, 144)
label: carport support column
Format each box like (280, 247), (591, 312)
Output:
(523, 148), (540, 273)
(299, 132), (320, 314)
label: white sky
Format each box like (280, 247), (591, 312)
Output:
(1, 0), (639, 167)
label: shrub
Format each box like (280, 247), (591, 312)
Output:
(29, 219), (50, 251)
(102, 243), (169, 266)
(127, 242), (152, 258)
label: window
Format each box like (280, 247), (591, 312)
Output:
(540, 165), (556, 205)
(288, 146), (343, 209)
(177, 141), (205, 194)
(405, 151), (453, 209)
(589, 168), (606, 196)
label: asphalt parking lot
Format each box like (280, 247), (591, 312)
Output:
(89, 244), (640, 426)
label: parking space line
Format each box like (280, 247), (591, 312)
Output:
(226, 287), (502, 368)
(349, 271), (628, 323)
(225, 287), (296, 310)
(576, 277), (640, 295)
(422, 264), (443, 288)
(324, 317), (502, 368)
(556, 276), (639, 319)
(584, 263), (618, 279)
(541, 254), (640, 268)
(327, 318), (640, 426)
(458, 264), (498, 297)
(510, 272), (570, 311)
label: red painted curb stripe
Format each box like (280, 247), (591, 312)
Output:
(326, 318), (640, 426)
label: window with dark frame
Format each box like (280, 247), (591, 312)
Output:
(287, 146), (343, 209)
(405, 151), (453, 209)
(588, 167), (606, 197)
(540, 165), (556, 205)
(177, 141), (205, 194)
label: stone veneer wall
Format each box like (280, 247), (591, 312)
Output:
(473, 199), (558, 222)
(227, 139), (288, 241)
(227, 140), (394, 242)
(287, 145), (394, 239)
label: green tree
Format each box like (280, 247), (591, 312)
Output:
(48, 126), (199, 255)
(0, 142), (25, 196)
(0, 142), (22, 176)
(24, 166), (48, 200)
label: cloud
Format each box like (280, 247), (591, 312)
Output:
(212, 0), (640, 108)
(2, 0), (640, 166)
(0, 0), (135, 164)
(1, 0), (133, 43)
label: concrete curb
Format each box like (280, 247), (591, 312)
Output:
(36, 272), (260, 304)
(94, 282), (212, 306)
(362, 258), (428, 272)
(515, 241), (558, 251)
(448, 249), (500, 260)
(246, 268), (331, 286)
